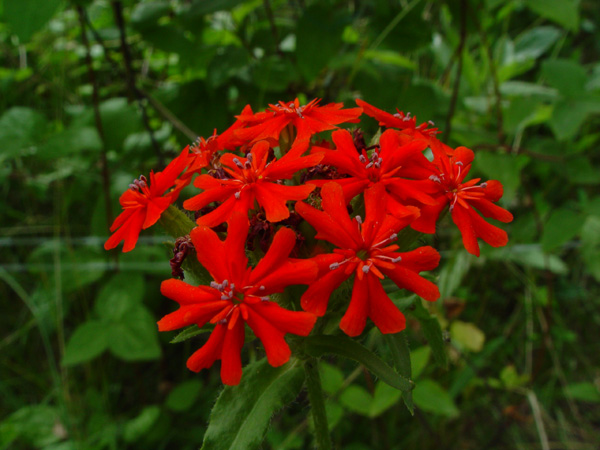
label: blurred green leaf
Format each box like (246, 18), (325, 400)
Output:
(581, 215), (600, 281)
(130, 1), (171, 31)
(123, 406), (161, 443)
(186, 0), (246, 15)
(320, 362), (345, 395)
(514, 27), (561, 62)
(0, 405), (61, 448)
(296, 5), (345, 82)
(107, 305), (161, 361)
(0, 107), (47, 161)
(524, 0), (579, 32)
(370, 382), (403, 417)
(410, 301), (448, 369)
(201, 358), (304, 450)
(166, 380), (203, 412)
(94, 272), (145, 321)
(450, 321), (485, 353)
(3, 0), (62, 42)
(339, 385), (372, 416)
(541, 208), (582, 251)
(542, 59), (587, 98)
(410, 346), (431, 380)
(564, 382), (600, 403)
(413, 379), (459, 418)
(487, 245), (568, 274)
(62, 320), (109, 366)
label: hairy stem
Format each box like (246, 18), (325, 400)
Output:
(304, 358), (332, 450)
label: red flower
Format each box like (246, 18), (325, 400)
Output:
(104, 147), (190, 252)
(235, 98), (362, 144)
(182, 106), (252, 179)
(412, 143), (513, 256)
(356, 99), (440, 142)
(183, 140), (322, 227)
(158, 212), (317, 385)
(295, 182), (440, 337)
(309, 128), (438, 210)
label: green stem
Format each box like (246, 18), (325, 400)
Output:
(304, 358), (332, 450)
(159, 205), (196, 238)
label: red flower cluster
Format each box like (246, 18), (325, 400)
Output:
(105, 98), (512, 384)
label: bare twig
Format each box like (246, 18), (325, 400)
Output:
(470, 4), (505, 144)
(443, 0), (467, 141)
(527, 390), (551, 450)
(111, 1), (163, 165)
(263, 0), (282, 55)
(77, 6), (113, 229)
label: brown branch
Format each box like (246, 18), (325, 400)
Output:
(111, 1), (163, 166)
(443, 0), (467, 141)
(77, 6), (113, 230)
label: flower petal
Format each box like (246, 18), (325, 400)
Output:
(186, 324), (226, 372)
(219, 319), (245, 385)
(339, 276), (368, 337)
(366, 274), (406, 334)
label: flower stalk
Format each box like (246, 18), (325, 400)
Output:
(304, 357), (332, 450)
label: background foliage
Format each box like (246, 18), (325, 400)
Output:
(1, 0), (599, 448)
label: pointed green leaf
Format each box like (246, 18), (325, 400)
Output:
(304, 335), (413, 392)
(201, 358), (304, 450)
(410, 301), (448, 369)
(385, 333), (414, 414)
(170, 324), (212, 343)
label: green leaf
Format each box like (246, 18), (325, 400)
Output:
(3, 0), (62, 42)
(385, 333), (414, 414)
(186, 0), (246, 15)
(201, 358), (304, 450)
(0, 107), (47, 161)
(542, 60), (587, 98)
(541, 208), (582, 251)
(514, 27), (561, 62)
(123, 406), (161, 443)
(581, 215), (600, 281)
(38, 126), (102, 160)
(437, 252), (473, 300)
(413, 379), (459, 418)
(370, 382), (402, 417)
(62, 320), (109, 366)
(410, 301), (448, 369)
(170, 325), (211, 343)
(319, 362), (345, 395)
(130, 1), (171, 31)
(564, 382), (600, 403)
(304, 335), (413, 392)
(549, 97), (600, 140)
(449, 321), (485, 353)
(166, 380), (203, 412)
(295, 5), (345, 82)
(487, 245), (568, 274)
(524, 0), (579, 32)
(99, 98), (143, 152)
(94, 273), (145, 322)
(107, 306), (161, 361)
(339, 385), (372, 416)
(410, 346), (431, 380)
